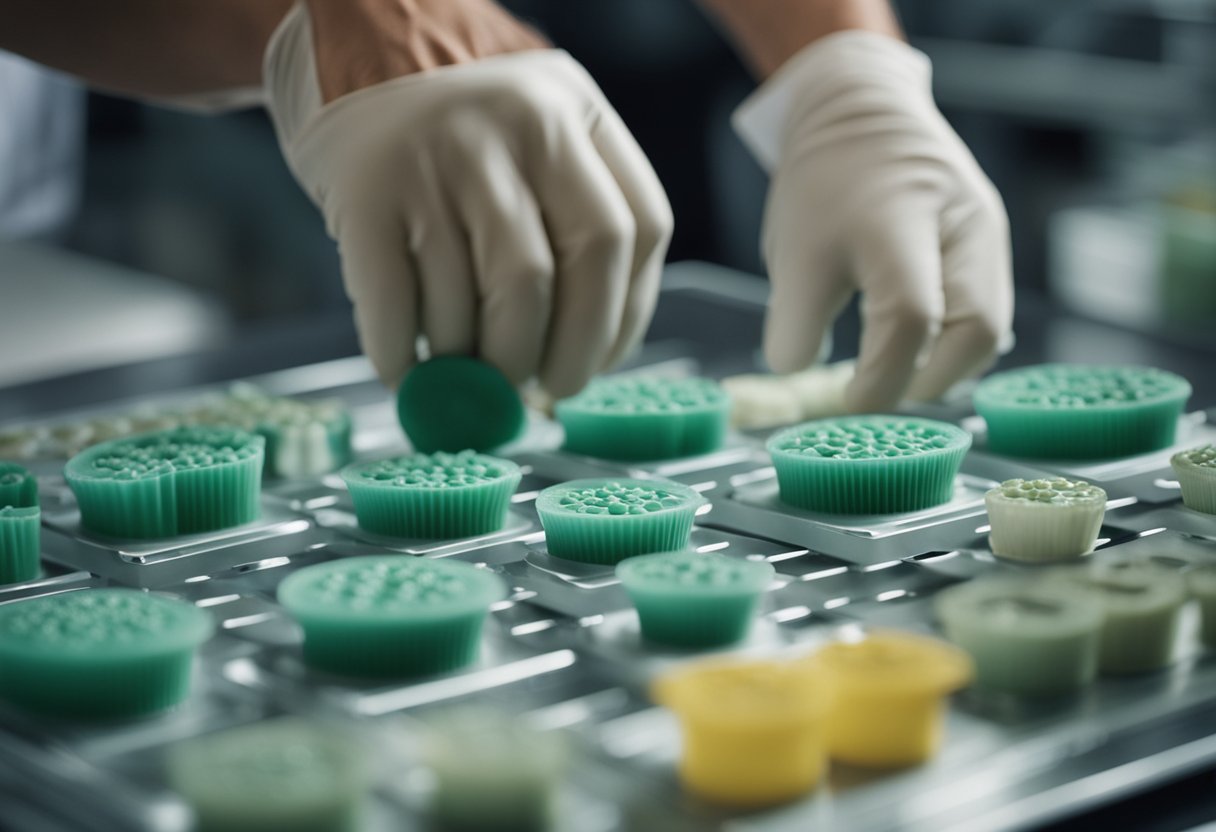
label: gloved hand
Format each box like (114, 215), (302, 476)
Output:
(734, 30), (1013, 412)
(264, 1), (672, 396)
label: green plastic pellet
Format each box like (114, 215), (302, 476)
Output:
(0, 588), (213, 719)
(0, 463), (40, 584)
(340, 451), (521, 539)
(616, 551), (774, 648)
(556, 376), (730, 461)
(397, 357), (524, 453)
(973, 364), (1191, 460)
(168, 718), (369, 832)
(278, 556), (504, 678)
(64, 426), (265, 539)
(984, 478), (1107, 563)
(766, 416), (971, 514)
(535, 478), (706, 566)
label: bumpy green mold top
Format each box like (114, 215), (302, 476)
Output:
(279, 556), (503, 621)
(617, 551), (773, 593)
(0, 589), (212, 657)
(767, 417), (970, 460)
(67, 427), (263, 482)
(0, 462), (37, 508)
(537, 479), (702, 516)
(341, 451), (519, 490)
(988, 478), (1106, 506)
(171, 719), (365, 806)
(557, 377), (728, 415)
(975, 364), (1191, 409)
(936, 579), (1103, 635)
(1174, 445), (1216, 470)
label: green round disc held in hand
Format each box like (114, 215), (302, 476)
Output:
(397, 357), (525, 453)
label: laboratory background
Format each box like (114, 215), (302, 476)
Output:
(2, 2), (1216, 832)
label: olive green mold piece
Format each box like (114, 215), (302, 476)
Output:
(767, 416), (971, 514)
(556, 376), (730, 461)
(340, 451), (521, 538)
(396, 356), (525, 453)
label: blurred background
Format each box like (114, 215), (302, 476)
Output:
(1, 0), (1214, 388)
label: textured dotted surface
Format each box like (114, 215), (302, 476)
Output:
(552, 482), (690, 515)
(1176, 445), (1216, 469)
(621, 553), (765, 588)
(0, 591), (192, 648)
(977, 365), (1188, 408)
(347, 451), (514, 489)
(80, 427), (261, 481)
(180, 730), (351, 798)
(992, 478), (1106, 505)
(560, 377), (727, 414)
(298, 560), (486, 613)
(770, 418), (966, 460)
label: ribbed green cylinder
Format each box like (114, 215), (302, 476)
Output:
(0, 506), (40, 584)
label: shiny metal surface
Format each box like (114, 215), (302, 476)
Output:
(1, 265), (1215, 831)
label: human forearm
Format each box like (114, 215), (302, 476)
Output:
(696, 0), (902, 79)
(0, 1), (291, 97)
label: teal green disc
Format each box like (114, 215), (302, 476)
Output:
(0, 588), (213, 719)
(556, 376), (730, 461)
(65, 426), (265, 539)
(278, 555), (505, 678)
(767, 416), (971, 514)
(340, 451), (521, 539)
(535, 478), (706, 566)
(168, 718), (369, 832)
(616, 551), (774, 648)
(0, 463), (40, 585)
(397, 357), (525, 453)
(973, 364), (1191, 460)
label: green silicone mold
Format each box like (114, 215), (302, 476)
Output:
(397, 357), (525, 453)
(278, 555), (505, 678)
(0, 588), (213, 718)
(556, 376), (730, 461)
(973, 364), (1191, 460)
(169, 718), (368, 832)
(65, 426), (265, 539)
(767, 416), (971, 514)
(1171, 445), (1216, 515)
(616, 551), (775, 648)
(935, 578), (1103, 697)
(1057, 562), (1187, 675)
(340, 451), (521, 539)
(0, 463), (39, 585)
(535, 478), (706, 566)
(984, 478), (1107, 563)
(1188, 565), (1216, 649)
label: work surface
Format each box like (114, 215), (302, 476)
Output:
(2, 262), (1215, 831)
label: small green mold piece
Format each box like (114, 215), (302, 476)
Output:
(397, 357), (525, 453)
(278, 555), (505, 678)
(556, 376), (730, 461)
(973, 364), (1191, 460)
(1171, 445), (1216, 515)
(535, 478), (706, 566)
(0, 588), (213, 719)
(617, 551), (774, 648)
(767, 416), (971, 514)
(168, 718), (369, 832)
(340, 451), (521, 539)
(65, 426), (265, 539)
(0, 463), (40, 585)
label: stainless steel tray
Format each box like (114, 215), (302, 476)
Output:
(3, 275), (1216, 832)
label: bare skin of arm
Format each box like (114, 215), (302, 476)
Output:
(0, 0), (542, 104)
(696, 0), (903, 79)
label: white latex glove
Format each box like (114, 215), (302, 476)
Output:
(734, 30), (1013, 412)
(264, 4), (672, 396)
